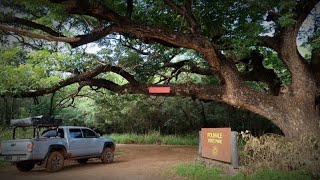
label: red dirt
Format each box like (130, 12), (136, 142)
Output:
(0, 144), (198, 180)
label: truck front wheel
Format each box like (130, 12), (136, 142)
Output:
(101, 147), (114, 164)
(16, 162), (35, 172)
(46, 151), (65, 172)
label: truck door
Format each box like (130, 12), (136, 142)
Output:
(68, 128), (85, 157)
(81, 128), (100, 155)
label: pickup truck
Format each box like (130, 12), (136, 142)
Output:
(0, 115), (115, 172)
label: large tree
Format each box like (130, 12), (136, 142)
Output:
(0, 0), (319, 139)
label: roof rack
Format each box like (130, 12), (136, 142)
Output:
(10, 115), (62, 127)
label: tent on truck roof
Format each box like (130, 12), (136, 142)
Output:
(10, 115), (62, 127)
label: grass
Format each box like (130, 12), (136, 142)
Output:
(175, 163), (312, 180)
(0, 160), (9, 168)
(106, 132), (198, 145)
(176, 163), (224, 180)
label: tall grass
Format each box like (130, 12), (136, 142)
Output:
(106, 132), (198, 145)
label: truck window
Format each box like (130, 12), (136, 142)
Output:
(82, 129), (97, 138)
(69, 128), (82, 138)
(42, 129), (64, 138)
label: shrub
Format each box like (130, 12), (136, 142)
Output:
(240, 133), (320, 178)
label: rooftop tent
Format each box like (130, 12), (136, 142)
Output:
(10, 115), (62, 127)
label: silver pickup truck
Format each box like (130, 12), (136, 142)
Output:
(0, 116), (115, 172)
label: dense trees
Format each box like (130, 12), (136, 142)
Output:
(0, 0), (319, 138)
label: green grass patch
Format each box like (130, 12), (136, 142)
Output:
(245, 169), (312, 180)
(175, 163), (312, 180)
(0, 160), (10, 168)
(106, 132), (198, 145)
(176, 163), (224, 180)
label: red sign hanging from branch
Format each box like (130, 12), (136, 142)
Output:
(148, 86), (171, 94)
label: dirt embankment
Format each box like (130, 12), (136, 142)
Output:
(0, 144), (198, 180)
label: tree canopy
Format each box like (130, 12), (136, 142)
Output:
(0, 0), (320, 139)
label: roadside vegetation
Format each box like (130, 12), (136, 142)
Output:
(175, 163), (311, 180)
(107, 132), (198, 145)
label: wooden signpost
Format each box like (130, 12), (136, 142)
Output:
(199, 128), (239, 168)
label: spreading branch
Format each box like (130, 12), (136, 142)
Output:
(4, 64), (137, 98)
(0, 17), (63, 37)
(163, 61), (216, 76)
(0, 25), (80, 43)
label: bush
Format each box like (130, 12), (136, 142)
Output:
(240, 133), (320, 178)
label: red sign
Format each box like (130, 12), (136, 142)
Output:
(148, 87), (170, 94)
(201, 128), (231, 163)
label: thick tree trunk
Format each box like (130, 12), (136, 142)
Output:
(274, 108), (320, 139)
(220, 85), (320, 139)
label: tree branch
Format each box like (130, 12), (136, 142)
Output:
(239, 51), (281, 95)
(126, 0), (133, 19)
(0, 25), (80, 43)
(1, 64), (137, 98)
(163, 61), (216, 76)
(258, 36), (280, 52)
(0, 17), (63, 37)
(82, 79), (225, 102)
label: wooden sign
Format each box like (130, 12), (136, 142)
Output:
(148, 86), (170, 94)
(201, 128), (231, 163)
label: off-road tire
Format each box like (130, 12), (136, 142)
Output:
(16, 162), (35, 172)
(77, 158), (89, 164)
(46, 151), (65, 172)
(101, 147), (114, 164)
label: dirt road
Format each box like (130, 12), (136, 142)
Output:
(0, 144), (198, 180)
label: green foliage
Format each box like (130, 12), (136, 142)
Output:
(0, 127), (34, 140)
(262, 50), (291, 85)
(278, 14), (297, 27)
(108, 132), (198, 145)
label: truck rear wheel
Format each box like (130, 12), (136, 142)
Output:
(46, 151), (64, 172)
(16, 162), (35, 172)
(101, 147), (114, 164)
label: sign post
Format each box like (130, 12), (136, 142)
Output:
(201, 128), (231, 163)
(200, 128), (239, 168)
